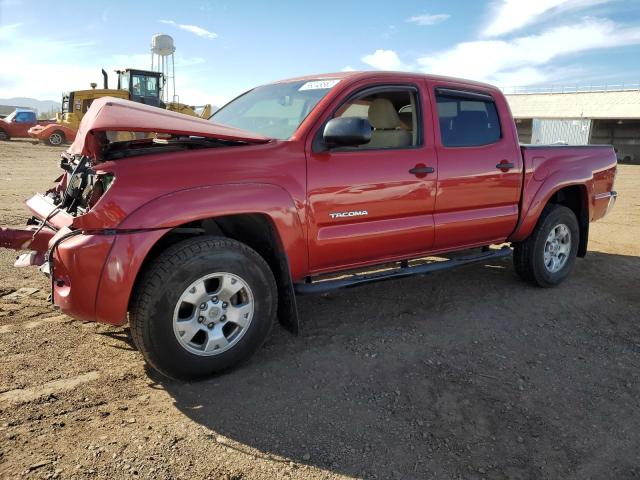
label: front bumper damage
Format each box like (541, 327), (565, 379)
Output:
(1, 225), (54, 266)
(1, 193), (115, 322)
(1, 193), (171, 327)
(1, 193), (72, 266)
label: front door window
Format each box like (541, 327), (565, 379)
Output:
(332, 89), (419, 149)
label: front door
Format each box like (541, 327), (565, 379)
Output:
(306, 84), (438, 273)
(13, 111), (35, 136)
(429, 84), (523, 249)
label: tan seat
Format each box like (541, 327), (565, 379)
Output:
(398, 111), (413, 131)
(366, 98), (412, 148)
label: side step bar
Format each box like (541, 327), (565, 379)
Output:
(294, 246), (512, 295)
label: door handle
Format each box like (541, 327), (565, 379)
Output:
(496, 162), (514, 170)
(409, 166), (435, 175)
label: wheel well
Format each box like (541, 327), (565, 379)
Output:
(547, 185), (589, 257)
(134, 214), (299, 333)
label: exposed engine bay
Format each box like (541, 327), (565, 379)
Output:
(47, 135), (247, 217)
(40, 153), (111, 218)
(55, 153), (110, 216)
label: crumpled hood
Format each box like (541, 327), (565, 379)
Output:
(66, 96), (271, 158)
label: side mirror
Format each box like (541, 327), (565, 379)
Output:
(323, 117), (372, 148)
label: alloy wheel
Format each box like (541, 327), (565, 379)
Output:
(172, 272), (254, 356)
(543, 223), (571, 273)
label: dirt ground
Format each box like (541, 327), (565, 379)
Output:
(0, 139), (638, 480)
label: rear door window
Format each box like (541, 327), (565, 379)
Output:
(435, 89), (501, 147)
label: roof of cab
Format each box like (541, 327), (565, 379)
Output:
(272, 71), (499, 91)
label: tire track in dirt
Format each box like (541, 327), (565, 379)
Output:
(0, 371), (100, 404)
(0, 314), (70, 333)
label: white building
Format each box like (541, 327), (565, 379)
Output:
(505, 87), (640, 163)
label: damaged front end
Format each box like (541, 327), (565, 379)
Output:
(1, 150), (115, 275)
(1, 95), (271, 323)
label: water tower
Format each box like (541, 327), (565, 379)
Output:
(151, 34), (176, 103)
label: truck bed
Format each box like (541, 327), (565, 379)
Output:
(516, 143), (617, 239)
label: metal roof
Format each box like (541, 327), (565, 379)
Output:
(506, 90), (640, 119)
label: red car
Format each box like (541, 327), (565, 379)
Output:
(0, 72), (617, 379)
(0, 108), (52, 140)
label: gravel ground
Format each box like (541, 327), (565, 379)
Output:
(0, 139), (639, 480)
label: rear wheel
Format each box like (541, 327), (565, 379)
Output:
(47, 131), (65, 146)
(129, 236), (277, 379)
(513, 205), (579, 287)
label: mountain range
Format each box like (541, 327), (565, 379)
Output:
(0, 97), (61, 114)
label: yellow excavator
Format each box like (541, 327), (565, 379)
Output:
(29, 68), (211, 145)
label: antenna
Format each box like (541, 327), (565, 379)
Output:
(150, 34), (176, 103)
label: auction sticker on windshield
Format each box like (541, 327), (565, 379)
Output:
(298, 79), (340, 91)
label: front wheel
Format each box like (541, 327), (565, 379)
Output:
(129, 236), (277, 379)
(46, 131), (65, 146)
(0, 129), (10, 141)
(513, 205), (579, 287)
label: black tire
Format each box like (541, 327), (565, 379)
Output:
(129, 236), (277, 380)
(513, 204), (579, 287)
(0, 129), (9, 141)
(46, 131), (65, 146)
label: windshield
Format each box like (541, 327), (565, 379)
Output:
(210, 79), (340, 139)
(132, 74), (159, 98)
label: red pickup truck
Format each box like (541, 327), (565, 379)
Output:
(0, 72), (617, 379)
(0, 108), (54, 140)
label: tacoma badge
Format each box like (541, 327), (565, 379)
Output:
(329, 210), (368, 219)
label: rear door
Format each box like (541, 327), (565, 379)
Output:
(306, 82), (438, 273)
(429, 84), (522, 249)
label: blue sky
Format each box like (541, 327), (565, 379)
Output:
(1, 0), (640, 106)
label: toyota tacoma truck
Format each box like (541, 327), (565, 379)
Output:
(0, 72), (617, 379)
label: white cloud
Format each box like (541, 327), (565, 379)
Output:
(482, 0), (609, 37)
(361, 49), (407, 71)
(417, 17), (640, 86)
(0, 24), (224, 105)
(0, 55), (104, 101)
(359, 17), (640, 86)
(159, 19), (217, 39)
(0, 22), (22, 39)
(406, 14), (450, 26)
(0, 27), (101, 99)
(341, 66), (356, 72)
